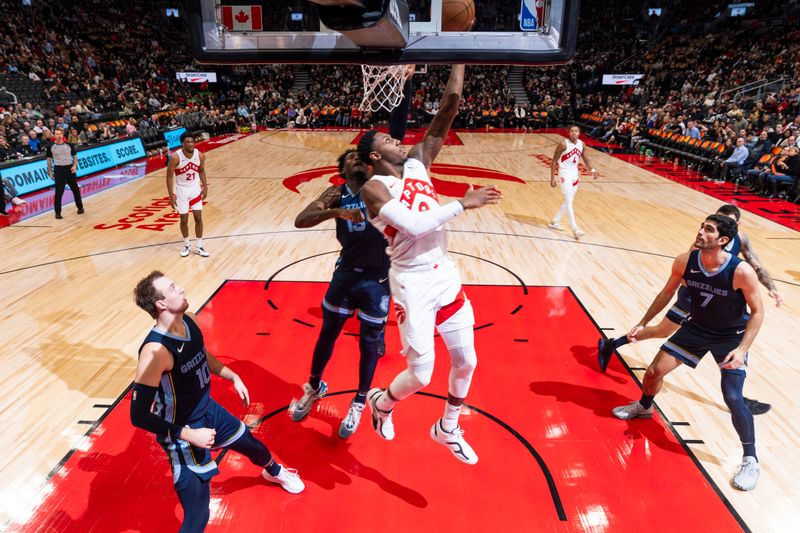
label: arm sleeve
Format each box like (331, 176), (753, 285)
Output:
(130, 383), (183, 440)
(377, 198), (464, 238)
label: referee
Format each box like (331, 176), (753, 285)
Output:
(47, 128), (84, 219)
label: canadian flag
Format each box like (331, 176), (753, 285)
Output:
(221, 5), (263, 31)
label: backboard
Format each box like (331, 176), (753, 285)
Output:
(183, 0), (579, 66)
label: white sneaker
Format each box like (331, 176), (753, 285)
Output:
(338, 400), (365, 439)
(573, 228), (585, 239)
(262, 465), (305, 494)
(612, 401), (654, 420)
(195, 245), (210, 257)
(180, 244), (191, 257)
(547, 221), (563, 231)
(430, 419), (479, 465)
(289, 381), (328, 422)
(732, 456), (760, 491)
(366, 388), (395, 440)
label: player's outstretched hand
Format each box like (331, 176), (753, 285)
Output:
(337, 208), (364, 223)
(460, 185), (502, 209)
(769, 289), (783, 308)
(627, 324), (644, 343)
(232, 375), (250, 407)
(720, 346), (746, 370)
(183, 427), (216, 449)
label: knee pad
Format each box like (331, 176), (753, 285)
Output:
(439, 326), (477, 370)
(407, 347), (435, 389)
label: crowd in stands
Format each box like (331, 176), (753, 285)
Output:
(0, 0), (798, 202)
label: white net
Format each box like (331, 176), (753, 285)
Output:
(360, 64), (412, 113)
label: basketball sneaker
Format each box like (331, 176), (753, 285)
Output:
(573, 228), (585, 239)
(180, 244), (191, 257)
(744, 397), (771, 415)
(366, 388), (395, 440)
(547, 221), (563, 231)
(289, 381), (328, 422)
(338, 400), (365, 439)
(612, 401), (653, 420)
(262, 465), (305, 494)
(732, 456), (760, 491)
(430, 419), (478, 465)
(195, 245), (210, 257)
(597, 338), (614, 372)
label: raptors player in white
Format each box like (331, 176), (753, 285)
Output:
(166, 132), (209, 257)
(548, 125), (598, 239)
(358, 65), (502, 464)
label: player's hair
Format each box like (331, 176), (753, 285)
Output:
(356, 130), (379, 164)
(179, 132), (194, 143)
(716, 204), (741, 222)
(134, 270), (165, 319)
(337, 149), (356, 177)
(706, 214), (738, 245)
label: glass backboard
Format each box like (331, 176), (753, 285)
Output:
(184, 0), (579, 66)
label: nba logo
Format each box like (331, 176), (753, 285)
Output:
(519, 0), (542, 31)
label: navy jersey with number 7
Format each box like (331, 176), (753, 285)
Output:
(683, 250), (747, 333)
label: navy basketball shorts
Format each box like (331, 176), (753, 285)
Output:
(661, 321), (748, 375)
(159, 399), (246, 491)
(665, 286), (692, 325)
(322, 263), (390, 326)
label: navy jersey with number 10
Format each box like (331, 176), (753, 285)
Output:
(138, 315), (212, 430)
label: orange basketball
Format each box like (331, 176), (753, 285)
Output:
(441, 0), (475, 32)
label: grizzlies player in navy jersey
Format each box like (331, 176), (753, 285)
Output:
(132, 271), (304, 532)
(611, 215), (765, 491)
(287, 88), (415, 438)
(598, 204), (782, 414)
(290, 148), (390, 438)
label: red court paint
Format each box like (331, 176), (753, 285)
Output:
(14, 282), (745, 532)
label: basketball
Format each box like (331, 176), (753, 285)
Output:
(441, 0), (475, 32)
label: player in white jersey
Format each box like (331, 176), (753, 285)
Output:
(548, 125), (598, 239)
(166, 132), (209, 257)
(358, 65), (502, 465)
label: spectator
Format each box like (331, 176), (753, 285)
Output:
(710, 137), (748, 182)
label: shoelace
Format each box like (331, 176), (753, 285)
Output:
(346, 403), (365, 425)
(739, 461), (758, 476)
(282, 467), (300, 478)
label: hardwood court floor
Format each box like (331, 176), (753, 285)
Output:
(1, 130), (798, 532)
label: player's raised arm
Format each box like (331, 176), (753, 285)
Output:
(361, 180), (500, 238)
(408, 65), (465, 168)
(739, 233), (782, 307)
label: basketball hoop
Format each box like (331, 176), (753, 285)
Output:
(359, 64), (413, 113)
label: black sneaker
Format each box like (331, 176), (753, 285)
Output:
(77, 208), (84, 214)
(55, 213), (63, 219)
(744, 397), (771, 415)
(597, 338), (614, 372)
